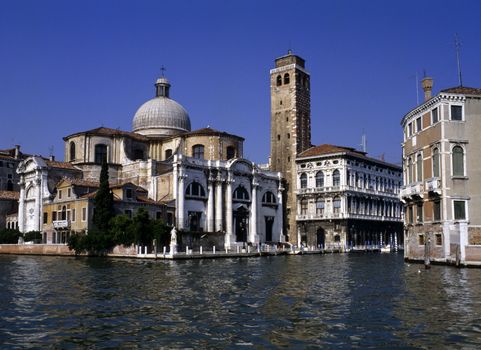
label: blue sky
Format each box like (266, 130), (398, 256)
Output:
(1, 0), (480, 165)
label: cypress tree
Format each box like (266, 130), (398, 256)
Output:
(93, 158), (114, 233)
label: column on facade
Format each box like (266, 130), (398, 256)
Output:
(277, 181), (285, 242)
(207, 176), (215, 232)
(177, 165), (185, 230)
(224, 173), (234, 248)
(34, 177), (42, 232)
(215, 174), (223, 231)
(249, 178), (259, 244)
(18, 180), (25, 233)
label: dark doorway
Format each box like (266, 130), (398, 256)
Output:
(235, 207), (249, 242)
(317, 227), (325, 247)
(188, 211), (202, 232)
(265, 216), (274, 242)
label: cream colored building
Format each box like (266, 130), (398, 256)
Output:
(401, 79), (481, 265)
(17, 73), (283, 248)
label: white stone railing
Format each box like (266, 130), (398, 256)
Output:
(400, 182), (424, 199)
(53, 220), (70, 229)
(425, 177), (441, 194)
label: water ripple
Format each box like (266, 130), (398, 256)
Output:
(1, 254), (481, 348)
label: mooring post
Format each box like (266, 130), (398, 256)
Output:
(200, 246), (203, 255)
(213, 246), (216, 254)
(163, 246), (166, 257)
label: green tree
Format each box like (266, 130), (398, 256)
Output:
(93, 158), (114, 233)
(110, 214), (134, 246)
(131, 207), (152, 245)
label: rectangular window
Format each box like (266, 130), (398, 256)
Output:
(416, 117), (422, 132)
(156, 211), (162, 220)
(167, 212), (173, 226)
(126, 189), (133, 199)
(67, 188), (71, 198)
(433, 201), (441, 221)
(417, 203), (423, 223)
(451, 105), (463, 121)
(435, 233), (442, 246)
(454, 201), (466, 220)
(82, 207), (87, 221)
(432, 108), (439, 124)
(43, 212), (48, 224)
(408, 206), (413, 224)
(408, 123), (413, 137)
(58, 190), (62, 199)
(71, 208), (76, 222)
(419, 234), (425, 246)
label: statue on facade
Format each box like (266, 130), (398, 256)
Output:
(170, 226), (178, 255)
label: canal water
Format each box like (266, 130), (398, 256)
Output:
(1, 253), (481, 349)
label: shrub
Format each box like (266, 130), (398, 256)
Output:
(0, 229), (22, 244)
(24, 231), (42, 243)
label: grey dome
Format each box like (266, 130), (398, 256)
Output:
(132, 77), (191, 138)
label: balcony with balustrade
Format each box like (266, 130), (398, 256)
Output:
(53, 220), (70, 229)
(400, 182), (424, 201)
(425, 177), (441, 195)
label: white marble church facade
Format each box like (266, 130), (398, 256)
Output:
(174, 155), (284, 246)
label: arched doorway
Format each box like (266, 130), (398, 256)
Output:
(234, 206), (249, 243)
(317, 227), (325, 248)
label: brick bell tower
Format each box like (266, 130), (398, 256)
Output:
(269, 50), (311, 245)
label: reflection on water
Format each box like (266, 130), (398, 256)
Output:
(1, 253), (481, 348)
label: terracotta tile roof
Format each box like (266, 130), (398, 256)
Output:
(440, 86), (481, 95)
(64, 127), (149, 142)
(183, 127), (244, 140)
(65, 178), (100, 187)
(0, 190), (19, 200)
(136, 196), (164, 205)
(299, 144), (366, 158)
(46, 160), (78, 170)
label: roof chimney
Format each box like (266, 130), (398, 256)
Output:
(421, 77), (433, 101)
(14, 145), (20, 159)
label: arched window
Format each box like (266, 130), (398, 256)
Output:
(94, 144), (107, 164)
(300, 173), (307, 188)
(284, 73), (290, 84)
(416, 153), (423, 181)
(452, 146), (464, 176)
(165, 149), (173, 160)
(315, 171), (324, 188)
(26, 186), (35, 199)
(185, 181), (206, 198)
(409, 157), (414, 184)
(7, 180), (13, 191)
(192, 144), (204, 159)
(262, 191), (276, 204)
(69, 141), (76, 161)
(226, 146), (236, 160)
(432, 147), (440, 177)
(332, 170), (341, 187)
(276, 75), (282, 86)
(233, 185), (250, 201)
